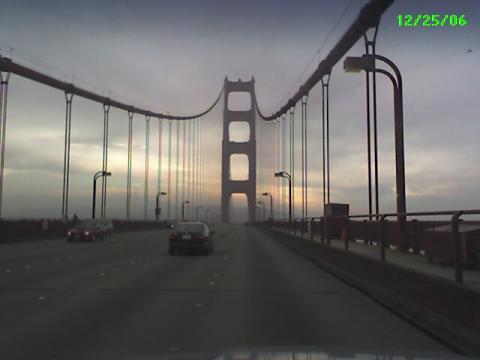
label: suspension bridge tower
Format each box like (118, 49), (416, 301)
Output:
(221, 77), (256, 223)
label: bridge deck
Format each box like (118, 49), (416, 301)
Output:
(0, 225), (450, 359)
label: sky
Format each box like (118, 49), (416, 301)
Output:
(0, 0), (479, 222)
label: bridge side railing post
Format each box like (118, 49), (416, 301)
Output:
(344, 217), (350, 251)
(320, 217), (325, 243)
(379, 214), (387, 261)
(309, 218), (314, 242)
(451, 211), (464, 284)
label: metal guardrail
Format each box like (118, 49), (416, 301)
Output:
(261, 209), (480, 284)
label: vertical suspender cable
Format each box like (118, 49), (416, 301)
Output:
(327, 78), (331, 203)
(196, 118), (200, 215)
(201, 118), (204, 211)
(101, 103), (110, 219)
(167, 120), (172, 220)
(322, 74), (331, 204)
(203, 118), (206, 212)
(203, 118), (207, 210)
(276, 119), (280, 217)
(126, 110), (133, 219)
(273, 119), (277, 218)
(321, 80), (326, 212)
(199, 118), (202, 210)
(144, 115), (150, 220)
(301, 98), (305, 219)
(201, 118), (204, 209)
(204, 119), (207, 212)
(302, 95), (309, 218)
(182, 120), (186, 206)
(187, 120), (191, 217)
(192, 119), (196, 219)
(175, 120), (180, 221)
(289, 107), (295, 219)
(158, 119), (163, 217)
(372, 26), (380, 218)
(0, 72), (10, 219)
(364, 35), (373, 220)
(196, 118), (200, 216)
(281, 114), (286, 220)
(62, 91), (73, 219)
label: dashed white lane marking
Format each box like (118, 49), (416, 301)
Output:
(168, 347), (180, 353)
(38, 296), (46, 301)
(130, 261), (136, 265)
(213, 273), (219, 277)
(99, 272), (105, 276)
(209, 281), (215, 286)
(194, 303), (203, 308)
(223, 254), (229, 261)
(5, 269), (12, 273)
(25, 265), (31, 270)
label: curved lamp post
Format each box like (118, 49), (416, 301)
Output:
(195, 205), (202, 221)
(275, 171), (292, 222)
(92, 171), (111, 219)
(155, 191), (167, 221)
(262, 192), (273, 220)
(181, 200), (189, 222)
(257, 201), (266, 222)
(344, 54), (406, 235)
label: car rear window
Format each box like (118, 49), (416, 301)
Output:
(174, 223), (204, 233)
(75, 221), (94, 230)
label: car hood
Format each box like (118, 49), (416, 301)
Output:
(115, 346), (471, 360)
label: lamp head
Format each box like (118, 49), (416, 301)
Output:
(343, 55), (375, 73)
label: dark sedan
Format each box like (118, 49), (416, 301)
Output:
(67, 220), (106, 242)
(168, 222), (214, 255)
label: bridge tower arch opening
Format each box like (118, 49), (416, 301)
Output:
(221, 77), (256, 223)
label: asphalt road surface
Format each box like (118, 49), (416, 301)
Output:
(0, 225), (452, 359)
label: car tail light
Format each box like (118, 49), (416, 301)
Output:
(169, 233), (177, 240)
(198, 235), (206, 241)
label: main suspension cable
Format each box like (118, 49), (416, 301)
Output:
(252, 0), (393, 121)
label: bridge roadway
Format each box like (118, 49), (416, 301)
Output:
(0, 225), (451, 359)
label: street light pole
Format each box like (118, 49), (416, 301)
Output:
(257, 201), (266, 221)
(262, 192), (273, 220)
(195, 205), (202, 221)
(92, 171), (111, 219)
(344, 54), (407, 234)
(155, 191), (167, 221)
(275, 171), (292, 223)
(182, 200), (190, 222)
